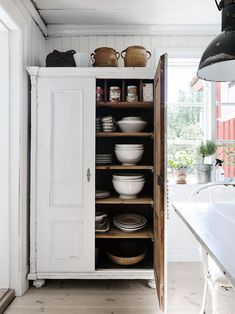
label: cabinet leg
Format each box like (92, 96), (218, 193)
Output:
(33, 279), (45, 288)
(147, 279), (156, 289)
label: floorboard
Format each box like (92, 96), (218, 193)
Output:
(5, 263), (211, 314)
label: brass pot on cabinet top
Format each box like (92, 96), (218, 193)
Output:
(91, 47), (120, 67)
(121, 46), (151, 67)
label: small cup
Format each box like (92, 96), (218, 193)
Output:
(103, 125), (116, 132)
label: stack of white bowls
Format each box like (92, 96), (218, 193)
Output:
(112, 174), (145, 199)
(117, 117), (147, 132)
(115, 144), (144, 165)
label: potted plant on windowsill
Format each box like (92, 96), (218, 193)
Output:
(168, 153), (193, 184)
(196, 140), (216, 184)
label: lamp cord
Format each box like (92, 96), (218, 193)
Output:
(215, 0), (224, 11)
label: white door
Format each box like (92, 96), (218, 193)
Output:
(35, 76), (95, 273)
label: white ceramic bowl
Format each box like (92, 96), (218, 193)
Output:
(115, 148), (144, 165)
(122, 117), (142, 121)
(117, 120), (147, 132)
(112, 179), (145, 199)
(112, 174), (144, 181)
(115, 144), (143, 149)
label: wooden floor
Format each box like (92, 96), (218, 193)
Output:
(5, 263), (210, 314)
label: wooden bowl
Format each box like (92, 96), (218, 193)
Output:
(107, 251), (146, 266)
(106, 240), (147, 266)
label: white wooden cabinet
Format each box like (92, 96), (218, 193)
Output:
(27, 60), (167, 310)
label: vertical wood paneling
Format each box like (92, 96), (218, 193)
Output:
(97, 35), (106, 47)
(46, 34), (213, 69)
(52, 37), (63, 52)
(72, 36), (80, 52)
(61, 37), (72, 51)
(142, 36), (153, 68)
(79, 36), (89, 52)
(115, 36), (125, 67)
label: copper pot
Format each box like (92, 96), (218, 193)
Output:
(121, 46), (151, 67)
(91, 47), (120, 67)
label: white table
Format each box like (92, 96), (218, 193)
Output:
(172, 202), (235, 287)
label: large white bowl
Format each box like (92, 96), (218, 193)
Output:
(117, 120), (147, 132)
(115, 148), (144, 165)
(112, 174), (144, 180)
(112, 179), (145, 199)
(122, 117), (142, 121)
(115, 144), (143, 150)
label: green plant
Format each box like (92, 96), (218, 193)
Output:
(168, 152), (194, 170)
(197, 140), (216, 163)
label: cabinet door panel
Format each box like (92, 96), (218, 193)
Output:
(35, 77), (95, 272)
(154, 54), (167, 310)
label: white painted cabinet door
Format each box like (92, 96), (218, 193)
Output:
(35, 76), (95, 273)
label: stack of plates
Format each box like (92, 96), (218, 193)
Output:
(95, 190), (110, 199)
(96, 118), (102, 132)
(96, 154), (112, 165)
(113, 213), (147, 232)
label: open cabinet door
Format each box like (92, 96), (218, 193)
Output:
(154, 54), (167, 311)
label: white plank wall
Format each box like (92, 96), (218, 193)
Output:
(45, 35), (215, 67)
(0, 0), (46, 295)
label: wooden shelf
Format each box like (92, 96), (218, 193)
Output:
(96, 226), (153, 239)
(96, 196), (153, 205)
(97, 101), (153, 108)
(96, 165), (153, 170)
(96, 132), (153, 138)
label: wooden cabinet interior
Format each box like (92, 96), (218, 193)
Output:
(95, 78), (154, 270)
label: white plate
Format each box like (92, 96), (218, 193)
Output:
(95, 190), (110, 199)
(114, 213), (146, 225)
(114, 225), (146, 232)
(113, 221), (147, 229)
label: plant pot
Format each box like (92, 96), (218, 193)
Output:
(195, 164), (213, 184)
(174, 169), (187, 184)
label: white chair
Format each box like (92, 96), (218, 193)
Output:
(190, 182), (235, 314)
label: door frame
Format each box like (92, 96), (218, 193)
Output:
(0, 0), (29, 296)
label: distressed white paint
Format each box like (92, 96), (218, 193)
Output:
(29, 71), (95, 275)
(28, 67), (158, 283)
(0, 26), (10, 289)
(0, 0), (46, 296)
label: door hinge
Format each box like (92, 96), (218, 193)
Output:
(157, 175), (164, 186)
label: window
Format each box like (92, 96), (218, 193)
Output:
(215, 82), (235, 178)
(167, 59), (210, 182)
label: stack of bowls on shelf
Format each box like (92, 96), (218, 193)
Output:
(96, 117), (102, 132)
(102, 115), (116, 132)
(112, 173), (145, 199)
(96, 154), (112, 165)
(117, 117), (147, 132)
(115, 144), (144, 165)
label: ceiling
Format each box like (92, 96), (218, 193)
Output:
(31, 0), (221, 36)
